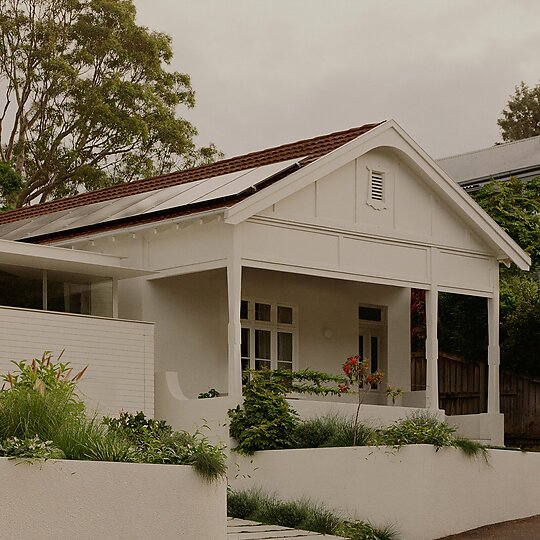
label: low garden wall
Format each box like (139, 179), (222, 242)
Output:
(1, 458), (226, 539)
(231, 445), (540, 540)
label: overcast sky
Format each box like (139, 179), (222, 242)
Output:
(133, 0), (540, 161)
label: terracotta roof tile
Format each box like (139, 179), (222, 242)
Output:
(0, 122), (382, 228)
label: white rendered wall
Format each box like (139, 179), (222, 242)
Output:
(145, 269), (228, 398)
(242, 267), (411, 389)
(0, 458), (226, 539)
(232, 446), (540, 540)
(0, 306), (154, 416)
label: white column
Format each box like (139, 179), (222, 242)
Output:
(487, 277), (500, 414)
(425, 287), (439, 409)
(227, 226), (243, 399)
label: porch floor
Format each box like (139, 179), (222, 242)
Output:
(226, 518), (346, 539)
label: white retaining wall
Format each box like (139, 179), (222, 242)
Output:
(231, 445), (540, 540)
(0, 458), (226, 539)
(0, 306), (154, 416)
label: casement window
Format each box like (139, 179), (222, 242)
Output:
(240, 299), (297, 373)
(358, 304), (387, 388)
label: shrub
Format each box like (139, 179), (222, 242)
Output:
(294, 414), (374, 448)
(228, 370), (299, 454)
(377, 412), (488, 460)
(104, 411), (227, 481)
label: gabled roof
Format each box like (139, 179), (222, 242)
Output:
(0, 119), (530, 271)
(437, 135), (540, 189)
(0, 122), (381, 233)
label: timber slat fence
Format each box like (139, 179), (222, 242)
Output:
(411, 352), (540, 445)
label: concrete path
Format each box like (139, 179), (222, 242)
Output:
(227, 518), (346, 539)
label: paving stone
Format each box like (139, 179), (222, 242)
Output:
(227, 517), (346, 539)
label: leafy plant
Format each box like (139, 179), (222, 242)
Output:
(229, 368), (348, 455)
(2, 351), (87, 393)
(198, 388), (220, 399)
(104, 411), (226, 481)
(377, 412), (488, 460)
(385, 386), (403, 405)
(0, 436), (64, 460)
(229, 370), (299, 454)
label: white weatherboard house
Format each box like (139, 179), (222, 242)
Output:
(0, 120), (530, 445)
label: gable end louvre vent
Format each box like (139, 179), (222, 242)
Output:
(370, 171), (384, 201)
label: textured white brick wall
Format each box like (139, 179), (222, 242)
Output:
(0, 306), (154, 416)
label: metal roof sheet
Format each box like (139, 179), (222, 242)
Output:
(437, 135), (540, 184)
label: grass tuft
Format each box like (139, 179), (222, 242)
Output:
(227, 488), (398, 539)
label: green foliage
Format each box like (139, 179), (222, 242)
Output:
(198, 388), (220, 399)
(0, 436), (64, 460)
(474, 177), (540, 265)
(0, 0), (221, 208)
(377, 412), (457, 448)
(338, 521), (399, 540)
(498, 270), (540, 374)
(294, 414), (374, 448)
(229, 370), (299, 454)
(377, 412), (487, 460)
(498, 81), (540, 142)
(227, 489), (398, 540)
(0, 355), (226, 481)
(2, 351), (87, 393)
(438, 292), (488, 362)
(104, 411), (226, 481)
(0, 162), (22, 211)
(472, 177), (540, 374)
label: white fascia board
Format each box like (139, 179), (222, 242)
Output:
(0, 239), (152, 279)
(387, 120), (531, 271)
(225, 119), (530, 271)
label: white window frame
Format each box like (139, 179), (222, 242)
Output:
(240, 298), (298, 372)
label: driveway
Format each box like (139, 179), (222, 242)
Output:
(438, 515), (540, 539)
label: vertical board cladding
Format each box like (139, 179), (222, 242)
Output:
(0, 306), (154, 416)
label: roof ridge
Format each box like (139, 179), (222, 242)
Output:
(0, 122), (383, 226)
(438, 134), (540, 162)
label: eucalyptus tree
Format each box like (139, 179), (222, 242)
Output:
(0, 0), (219, 208)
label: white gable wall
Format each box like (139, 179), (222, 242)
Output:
(248, 147), (498, 297)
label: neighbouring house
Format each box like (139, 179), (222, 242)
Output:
(437, 134), (540, 192)
(0, 120), (530, 445)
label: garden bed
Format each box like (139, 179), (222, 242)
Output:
(0, 457), (226, 539)
(230, 445), (540, 540)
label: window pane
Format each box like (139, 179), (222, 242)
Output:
(241, 328), (250, 358)
(255, 302), (271, 322)
(240, 300), (249, 320)
(277, 306), (293, 324)
(0, 264), (42, 310)
(255, 329), (271, 360)
(278, 332), (292, 363)
(371, 336), (379, 371)
(255, 359), (271, 370)
(359, 306), (382, 322)
(278, 361), (293, 370)
(358, 335), (364, 357)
